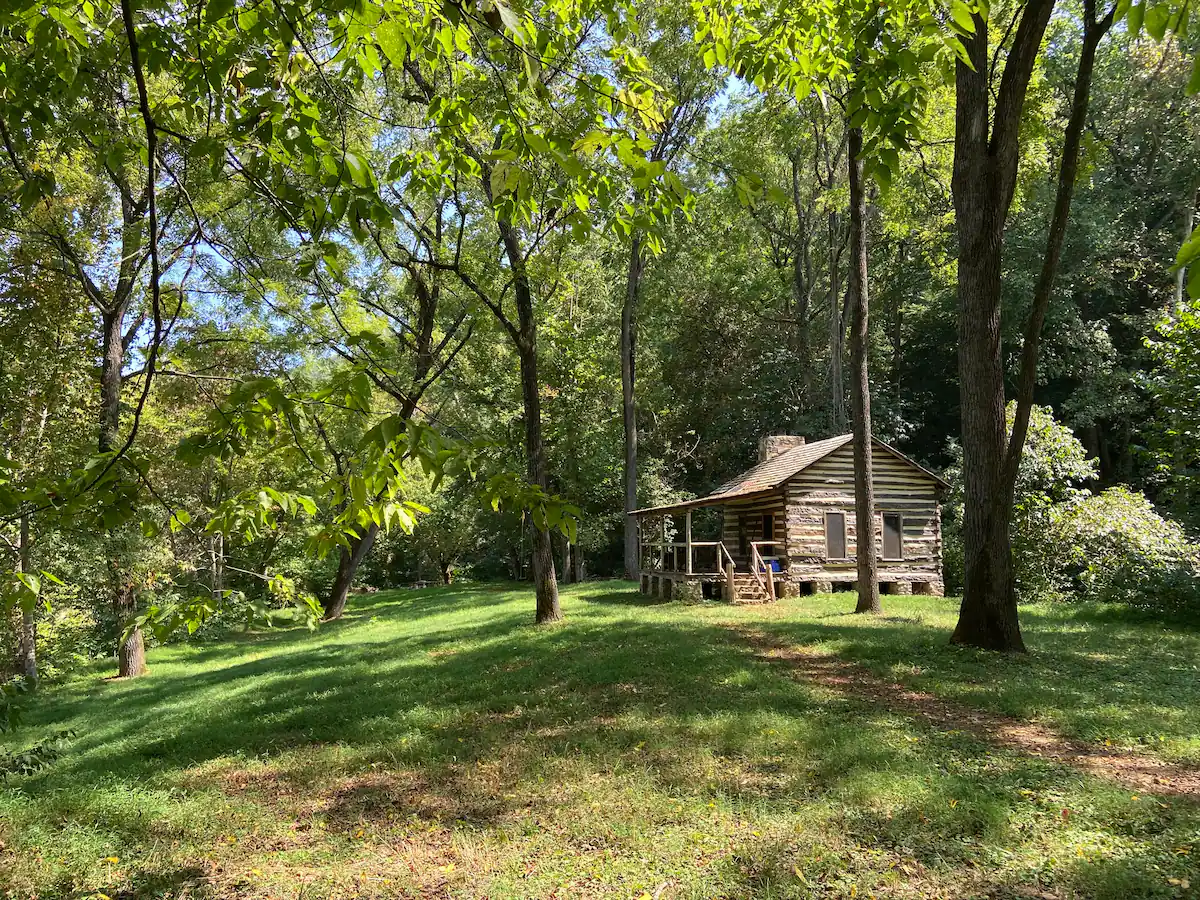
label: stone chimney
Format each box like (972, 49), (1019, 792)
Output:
(758, 434), (806, 462)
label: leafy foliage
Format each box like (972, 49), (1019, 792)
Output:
(947, 405), (1200, 616)
(1051, 486), (1200, 615)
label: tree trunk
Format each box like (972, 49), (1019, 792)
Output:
(15, 514), (37, 684)
(324, 523), (380, 619)
(556, 530), (573, 584)
(571, 541), (584, 583)
(847, 128), (880, 615)
(100, 306), (148, 676)
(115, 579), (147, 678)
(320, 267), (442, 616)
(949, 0), (1055, 652)
(1005, 4), (1116, 495)
(496, 208), (561, 622)
(99, 309), (124, 454)
(828, 210), (846, 429)
(951, 118), (1024, 652)
(790, 153), (812, 381)
(519, 329), (560, 622)
(209, 530), (224, 598)
(622, 235), (643, 580)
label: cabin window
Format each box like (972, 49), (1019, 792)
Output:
(882, 513), (903, 560)
(762, 513), (775, 543)
(825, 511), (847, 559)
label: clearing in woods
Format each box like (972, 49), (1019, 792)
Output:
(2, 582), (1199, 899)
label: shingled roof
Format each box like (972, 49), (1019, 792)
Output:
(631, 434), (947, 516)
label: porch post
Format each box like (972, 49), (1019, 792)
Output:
(634, 515), (641, 578)
(661, 515), (668, 571)
(685, 509), (693, 575)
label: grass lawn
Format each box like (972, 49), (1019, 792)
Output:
(2, 582), (1198, 899)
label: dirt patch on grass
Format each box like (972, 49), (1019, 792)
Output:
(736, 627), (1200, 799)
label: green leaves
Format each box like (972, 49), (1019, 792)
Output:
(0, 568), (62, 615)
(950, 0), (977, 35)
(204, 0), (237, 24)
(1175, 229), (1200, 298)
(376, 19), (411, 67)
(342, 152), (374, 190)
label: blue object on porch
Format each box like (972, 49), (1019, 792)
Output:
(768, 559), (781, 572)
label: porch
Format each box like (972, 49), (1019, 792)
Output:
(633, 503), (785, 604)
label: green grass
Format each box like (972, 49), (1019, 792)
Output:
(2, 583), (1198, 899)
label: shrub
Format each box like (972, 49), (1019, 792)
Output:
(1051, 487), (1200, 616)
(943, 404), (1097, 600)
(944, 404), (1200, 617)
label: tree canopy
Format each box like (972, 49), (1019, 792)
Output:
(0, 0), (1198, 680)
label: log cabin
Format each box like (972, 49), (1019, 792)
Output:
(632, 434), (948, 603)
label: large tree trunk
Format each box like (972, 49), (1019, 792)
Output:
(621, 235), (643, 580)
(951, 225), (1022, 649)
(114, 578), (147, 678)
(324, 523), (380, 620)
(951, 117), (1024, 651)
(100, 306), (148, 677)
(99, 309), (124, 455)
(949, 0), (1055, 652)
(847, 128), (880, 615)
(15, 514), (37, 684)
(496, 221), (561, 622)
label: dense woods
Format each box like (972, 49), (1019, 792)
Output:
(2, 0), (1200, 684)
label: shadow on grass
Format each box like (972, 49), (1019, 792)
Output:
(4, 582), (1198, 899)
(748, 596), (1200, 752)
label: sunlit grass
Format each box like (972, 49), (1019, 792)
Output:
(2, 582), (1197, 898)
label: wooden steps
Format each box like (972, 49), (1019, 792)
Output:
(731, 573), (770, 604)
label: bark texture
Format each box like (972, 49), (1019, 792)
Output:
(950, 0), (1057, 652)
(100, 294), (147, 677)
(846, 128), (880, 615)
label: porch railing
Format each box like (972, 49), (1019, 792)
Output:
(749, 541), (777, 602)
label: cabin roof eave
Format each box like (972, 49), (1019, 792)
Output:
(630, 434), (949, 517)
(630, 487), (782, 517)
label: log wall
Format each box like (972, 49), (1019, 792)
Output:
(782, 444), (943, 591)
(719, 493), (786, 570)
